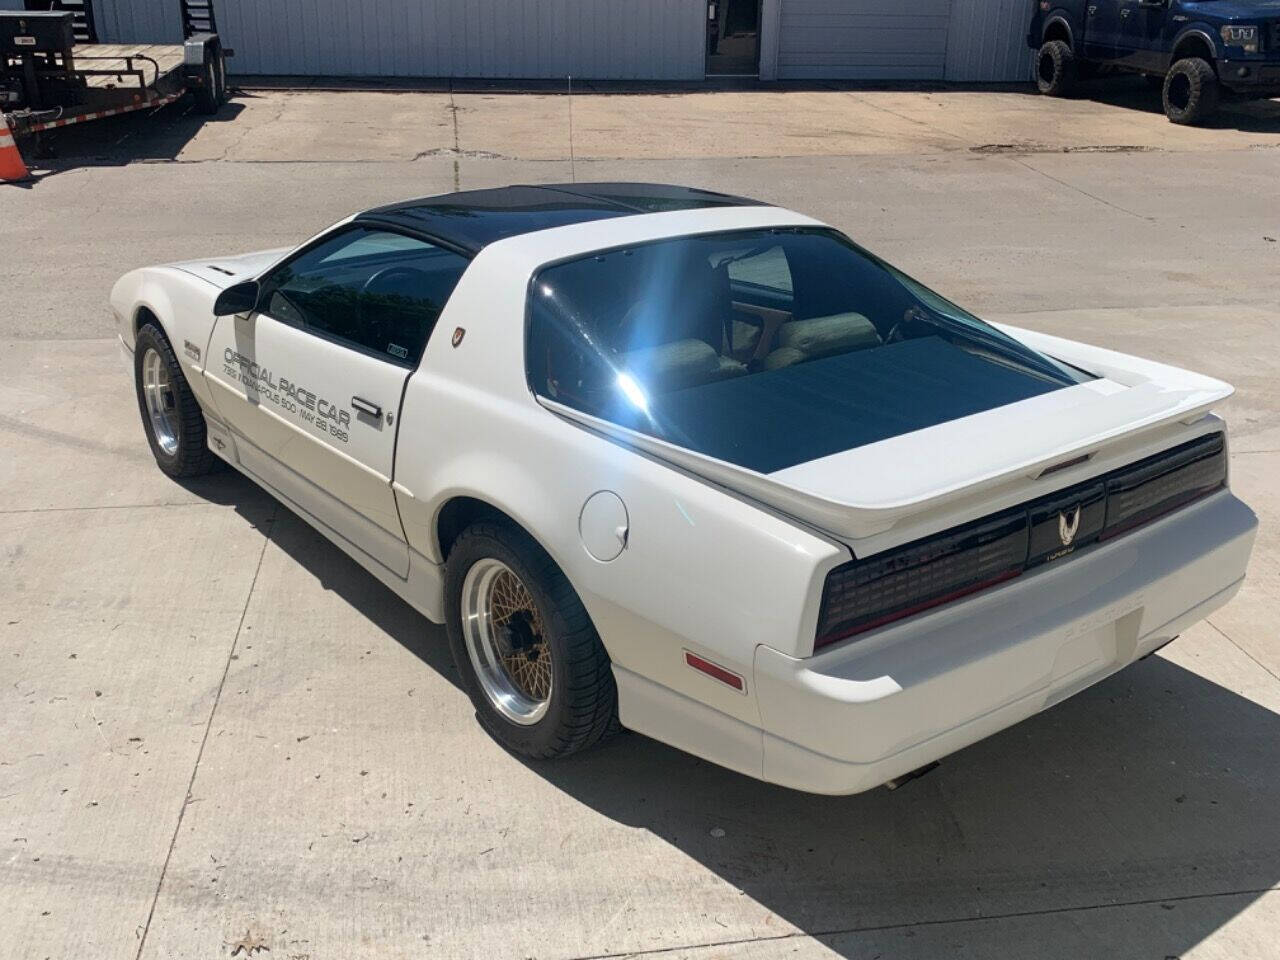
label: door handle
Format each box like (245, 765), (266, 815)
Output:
(351, 396), (382, 419)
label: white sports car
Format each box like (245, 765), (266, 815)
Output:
(112, 183), (1257, 794)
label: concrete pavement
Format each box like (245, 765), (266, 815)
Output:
(2, 82), (1279, 959)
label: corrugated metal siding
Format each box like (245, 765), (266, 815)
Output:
(96, 0), (181, 44)
(67, 0), (1035, 82)
(0, 1), (175, 40)
(944, 0), (1034, 81)
(777, 0), (954, 80)
(212, 0), (706, 79)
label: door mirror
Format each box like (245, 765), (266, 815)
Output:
(213, 280), (260, 316)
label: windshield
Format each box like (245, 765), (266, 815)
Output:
(527, 228), (1092, 474)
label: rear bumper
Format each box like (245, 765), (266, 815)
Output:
(752, 489), (1257, 795)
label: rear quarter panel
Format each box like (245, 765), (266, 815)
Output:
(393, 240), (848, 726)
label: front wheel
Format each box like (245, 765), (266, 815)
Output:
(1163, 58), (1219, 124)
(1036, 40), (1076, 97)
(134, 323), (218, 478)
(444, 520), (618, 759)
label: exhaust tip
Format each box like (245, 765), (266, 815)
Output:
(884, 761), (940, 791)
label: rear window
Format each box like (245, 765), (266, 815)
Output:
(527, 228), (1091, 474)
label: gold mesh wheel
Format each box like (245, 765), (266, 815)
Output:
(460, 558), (553, 724)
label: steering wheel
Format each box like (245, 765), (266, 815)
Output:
(358, 265), (431, 331)
(360, 265), (429, 299)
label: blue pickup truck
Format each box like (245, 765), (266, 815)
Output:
(1029, 1), (1280, 123)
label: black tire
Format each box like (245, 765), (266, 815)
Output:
(133, 323), (219, 478)
(444, 520), (618, 759)
(1036, 40), (1076, 97)
(193, 47), (226, 115)
(213, 46), (228, 104)
(1163, 57), (1219, 124)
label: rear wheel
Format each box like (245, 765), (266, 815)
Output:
(1163, 58), (1219, 124)
(193, 46), (227, 114)
(1036, 40), (1076, 97)
(134, 323), (218, 478)
(444, 520), (618, 759)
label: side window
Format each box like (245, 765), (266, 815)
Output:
(720, 244), (793, 299)
(258, 227), (469, 366)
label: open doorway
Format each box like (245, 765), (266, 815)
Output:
(706, 0), (761, 76)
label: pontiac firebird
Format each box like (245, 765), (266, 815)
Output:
(110, 183), (1257, 794)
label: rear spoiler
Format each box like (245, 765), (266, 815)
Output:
(539, 327), (1231, 552)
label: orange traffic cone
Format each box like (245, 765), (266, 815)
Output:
(1, 114), (31, 182)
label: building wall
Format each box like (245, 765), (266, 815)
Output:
(776, 0), (954, 81)
(95, 0), (180, 43)
(86, 0), (707, 79)
(69, 0), (1033, 83)
(945, 0), (1035, 82)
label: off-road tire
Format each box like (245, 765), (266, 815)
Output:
(134, 322), (219, 478)
(444, 520), (618, 759)
(1036, 40), (1076, 97)
(1163, 57), (1219, 125)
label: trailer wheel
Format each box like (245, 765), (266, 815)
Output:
(213, 45), (229, 104)
(1163, 58), (1219, 125)
(193, 46), (227, 115)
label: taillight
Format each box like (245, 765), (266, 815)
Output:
(815, 510), (1028, 649)
(814, 432), (1227, 652)
(1102, 433), (1226, 540)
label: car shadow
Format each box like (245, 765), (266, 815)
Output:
(197, 474), (1280, 957)
(184, 469), (464, 693)
(1065, 75), (1280, 132)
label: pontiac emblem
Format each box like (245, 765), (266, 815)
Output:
(1058, 505), (1082, 547)
(451, 326), (466, 348)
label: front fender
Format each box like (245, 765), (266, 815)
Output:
(1171, 24), (1224, 61)
(109, 266), (222, 413)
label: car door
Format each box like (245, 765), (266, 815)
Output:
(1111, 0), (1157, 67)
(1083, 0), (1125, 60)
(1121, 0), (1170, 71)
(204, 225), (469, 577)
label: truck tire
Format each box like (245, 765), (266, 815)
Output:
(193, 46), (227, 115)
(1163, 57), (1219, 124)
(134, 323), (219, 478)
(1036, 40), (1076, 97)
(444, 519), (618, 760)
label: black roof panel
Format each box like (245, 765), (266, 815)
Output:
(356, 183), (765, 254)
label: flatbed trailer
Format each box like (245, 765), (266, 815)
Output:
(1, 0), (229, 142)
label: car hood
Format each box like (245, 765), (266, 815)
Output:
(168, 247), (292, 289)
(543, 324), (1232, 553)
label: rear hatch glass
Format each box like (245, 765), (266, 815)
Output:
(527, 228), (1091, 474)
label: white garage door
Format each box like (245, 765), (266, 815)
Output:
(776, 0), (953, 80)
